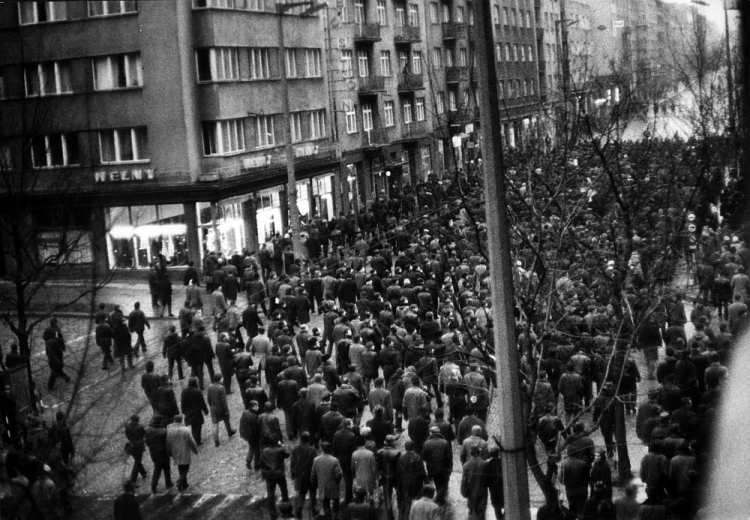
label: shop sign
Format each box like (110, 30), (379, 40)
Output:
(94, 168), (154, 183)
(294, 143), (320, 158)
(243, 154), (273, 170)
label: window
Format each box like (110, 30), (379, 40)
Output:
(94, 53), (143, 89)
(353, 0), (365, 23)
(362, 103), (374, 131)
(496, 43), (502, 61)
(305, 49), (321, 77)
(408, 4), (418, 26)
(250, 48), (270, 79)
(384, 100), (395, 126)
(254, 116), (275, 148)
(99, 127), (149, 163)
(341, 50), (353, 78)
(436, 91), (445, 114)
(31, 133), (79, 168)
(395, 3), (405, 26)
(526, 10), (531, 28)
(290, 113), (302, 142)
(412, 51), (422, 74)
(415, 97), (425, 121)
(448, 90), (457, 111)
(456, 6), (464, 22)
(24, 61), (72, 97)
(344, 100), (357, 133)
(459, 48), (467, 67)
(357, 51), (369, 77)
(527, 45), (534, 62)
(505, 43), (511, 61)
(492, 5), (499, 24)
(441, 3), (450, 22)
(380, 51), (392, 76)
(518, 44), (524, 61)
(377, 0), (387, 25)
(310, 110), (326, 139)
(398, 51), (409, 73)
(19, 2), (67, 24)
(432, 48), (442, 68)
(430, 2), (438, 23)
(402, 99), (413, 124)
(445, 48), (454, 67)
(88, 1), (137, 16)
(202, 119), (246, 155)
(510, 8), (516, 26)
(517, 79), (522, 97)
(499, 80), (504, 98)
(285, 49), (297, 78)
(468, 5), (474, 25)
(502, 7), (508, 24)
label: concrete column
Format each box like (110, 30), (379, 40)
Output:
(242, 198), (259, 254)
(90, 206), (109, 275)
(183, 202), (202, 265)
(279, 186), (289, 232)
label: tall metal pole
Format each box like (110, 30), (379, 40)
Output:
(277, 6), (303, 258)
(474, 0), (531, 517)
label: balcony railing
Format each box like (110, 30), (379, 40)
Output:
(397, 73), (424, 91)
(442, 22), (465, 40)
(445, 66), (469, 83)
(394, 24), (421, 42)
(362, 128), (389, 148)
(354, 23), (381, 42)
(358, 75), (387, 94)
(401, 120), (429, 140)
(447, 106), (479, 124)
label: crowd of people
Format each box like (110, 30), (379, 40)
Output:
(0, 135), (742, 520)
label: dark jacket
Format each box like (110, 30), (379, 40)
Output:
(260, 445), (290, 480)
(144, 424), (169, 463)
(396, 450), (426, 500)
(239, 409), (261, 443)
(290, 442), (318, 484)
(332, 427), (358, 474)
(421, 433), (452, 476)
(291, 398), (317, 439)
(112, 320), (132, 357)
(180, 385), (208, 426)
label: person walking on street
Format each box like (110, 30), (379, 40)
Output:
(421, 426), (452, 506)
(409, 484), (440, 520)
(181, 377), (208, 445)
(163, 325), (184, 380)
(207, 374), (236, 447)
(311, 442), (343, 520)
(112, 313), (135, 371)
(148, 263), (162, 310)
(461, 445), (489, 520)
(144, 415), (173, 494)
(125, 414), (148, 484)
(128, 302), (151, 354)
(95, 317), (115, 370)
(166, 414), (199, 492)
(45, 329), (71, 391)
(240, 400), (262, 470)
(261, 440), (291, 520)
(290, 431), (318, 519)
(159, 274), (174, 317)
(140, 361), (161, 410)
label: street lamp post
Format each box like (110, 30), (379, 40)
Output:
(276, 1), (326, 259)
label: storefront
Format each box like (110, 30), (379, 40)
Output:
(255, 188), (283, 244)
(106, 204), (189, 269)
(198, 200), (247, 258)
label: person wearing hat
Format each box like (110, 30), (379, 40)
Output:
(291, 388), (316, 443)
(421, 425), (452, 506)
(166, 414), (199, 492)
(207, 373), (236, 447)
(592, 381), (617, 457)
(145, 415), (173, 493)
(128, 302), (151, 354)
(162, 325), (184, 380)
(113, 480), (142, 520)
(155, 375), (180, 427)
(375, 434), (400, 519)
(124, 414), (148, 483)
(290, 431), (318, 519)
(332, 418), (358, 504)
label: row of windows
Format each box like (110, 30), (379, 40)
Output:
(195, 48), (322, 82)
(495, 43), (536, 63)
(22, 54), (142, 97)
(24, 111), (327, 168)
(342, 1), (419, 27)
(19, 1), (136, 25)
(341, 49), (423, 78)
(499, 78), (536, 99)
(431, 47), (470, 68)
(343, 97), (428, 134)
(202, 111), (327, 155)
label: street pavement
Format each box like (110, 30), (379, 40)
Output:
(0, 270), (695, 518)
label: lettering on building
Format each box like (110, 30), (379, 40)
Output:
(94, 169), (155, 183)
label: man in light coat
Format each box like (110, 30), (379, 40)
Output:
(351, 436), (378, 498)
(166, 414), (199, 492)
(207, 374), (236, 447)
(311, 442), (343, 520)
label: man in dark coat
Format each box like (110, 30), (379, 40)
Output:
(95, 319), (115, 370)
(112, 314), (134, 371)
(260, 441), (290, 519)
(243, 303), (264, 340)
(45, 334), (70, 391)
(141, 361), (161, 410)
(461, 445), (489, 520)
(144, 415), (173, 493)
(128, 302), (151, 354)
(396, 440), (427, 519)
(290, 431), (318, 519)
(332, 418), (358, 504)
(277, 372), (300, 440)
(376, 434), (401, 520)
(180, 377), (208, 445)
(408, 406), (432, 454)
(485, 446), (504, 520)
(162, 325), (184, 380)
(215, 334), (235, 394)
(421, 426), (452, 505)
(320, 402), (345, 444)
(155, 376), (180, 427)
(290, 388), (317, 443)
(240, 401), (262, 470)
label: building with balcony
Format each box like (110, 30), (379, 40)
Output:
(0, 0), (337, 271)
